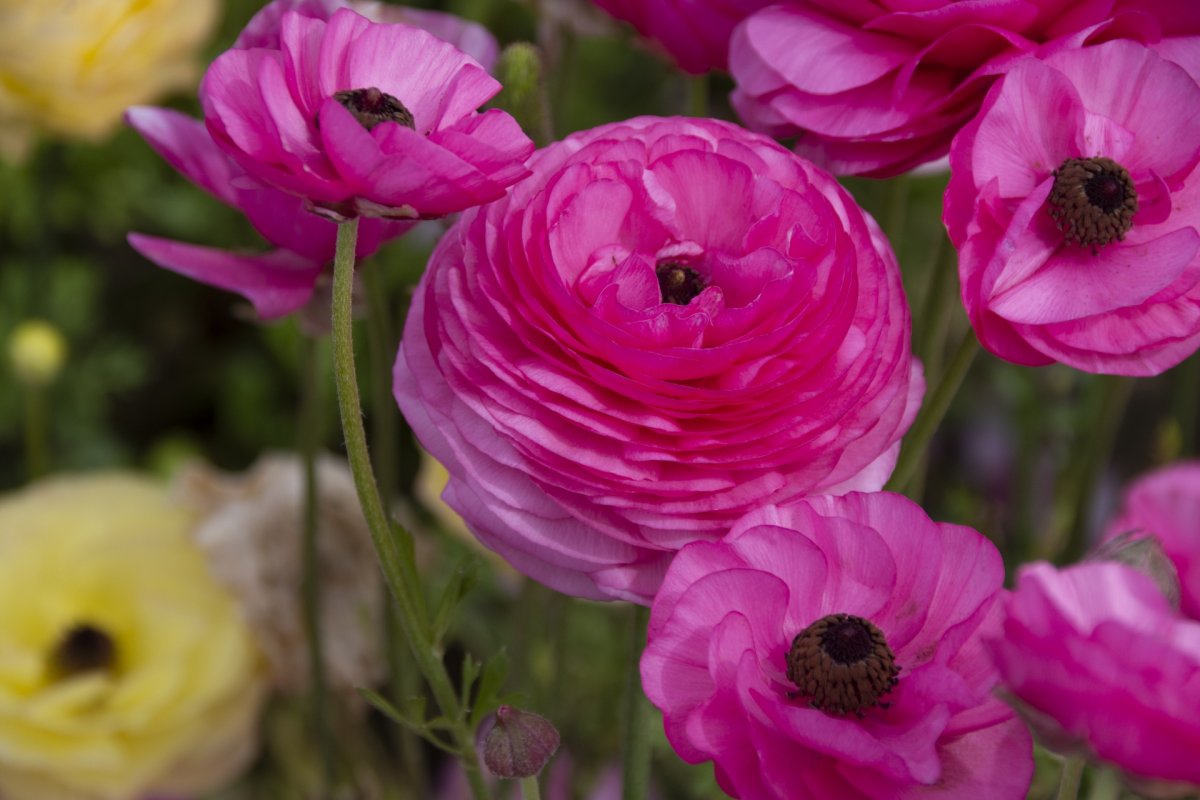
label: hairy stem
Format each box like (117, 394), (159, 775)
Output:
(330, 219), (489, 800)
(621, 605), (653, 800)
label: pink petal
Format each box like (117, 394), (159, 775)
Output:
(127, 234), (322, 319)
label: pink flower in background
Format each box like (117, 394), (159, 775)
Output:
(395, 116), (922, 603)
(945, 41), (1200, 375)
(590, 0), (774, 74)
(127, 107), (411, 318)
(1106, 461), (1200, 619)
(988, 561), (1200, 785)
(728, 1), (1184, 177)
(641, 493), (1032, 800)
(234, 0), (500, 71)
(202, 7), (532, 220)
(127, 0), (505, 317)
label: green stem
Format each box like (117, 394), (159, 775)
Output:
(299, 333), (334, 789)
(520, 776), (542, 800)
(886, 331), (980, 494)
(22, 386), (48, 480)
(883, 176), (911, 256)
(688, 74), (709, 118)
(363, 265), (399, 512)
(330, 220), (489, 800)
(1056, 757), (1086, 800)
(1174, 354), (1200, 457)
(1059, 376), (1134, 564)
(621, 605), (653, 800)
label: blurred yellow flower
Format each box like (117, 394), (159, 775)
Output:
(0, 0), (220, 160)
(7, 319), (67, 388)
(0, 474), (266, 800)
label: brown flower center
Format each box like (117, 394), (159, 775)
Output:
(49, 622), (117, 679)
(333, 87), (415, 131)
(786, 613), (899, 716)
(1048, 156), (1137, 250)
(656, 262), (706, 305)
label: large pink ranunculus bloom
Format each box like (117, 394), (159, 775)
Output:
(728, 1), (1194, 177)
(988, 560), (1200, 785)
(590, 0), (774, 74)
(394, 116), (923, 603)
(641, 493), (1032, 800)
(945, 41), (1200, 376)
(201, 7), (533, 220)
(1106, 461), (1200, 619)
(127, 107), (411, 318)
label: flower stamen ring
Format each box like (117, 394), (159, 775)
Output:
(787, 613), (899, 716)
(333, 87), (415, 131)
(1048, 156), (1137, 250)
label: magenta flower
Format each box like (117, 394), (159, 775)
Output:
(641, 493), (1032, 800)
(727, 1), (1190, 177)
(988, 560), (1200, 785)
(201, 7), (533, 220)
(945, 41), (1200, 375)
(590, 0), (774, 74)
(1106, 461), (1200, 619)
(127, 107), (411, 318)
(394, 117), (923, 603)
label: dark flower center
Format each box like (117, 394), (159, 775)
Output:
(1048, 156), (1137, 250)
(786, 613), (899, 716)
(49, 622), (117, 679)
(656, 262), (706, 305)
(333, 87), (415, 131)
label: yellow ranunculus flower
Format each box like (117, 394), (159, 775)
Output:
(0, 0), (220, 160)
(0, 474), (266, 800)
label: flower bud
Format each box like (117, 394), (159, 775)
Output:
(482, 705), (560, 779)
(7, 319), (67, 387)
(1088, 531), (1181, 610)
(493, 43), (549, 146)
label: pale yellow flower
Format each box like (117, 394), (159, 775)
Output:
(0, 0), (220, 160)
(0, 473), (266, 800)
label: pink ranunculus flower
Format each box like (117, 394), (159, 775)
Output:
(728, 1), (1190, 177)
(641, 493), (1033, 800)
(590, 0), (774, 74)
(127, 106), (411, 319)
(988, 560), (1200, 786)
(201, 7), (533, 220)
(126, 0), (505, 318)
(394, 116), (923, 603)
(945, 41), (1200, 376)
(1105, 461), (1200, 619)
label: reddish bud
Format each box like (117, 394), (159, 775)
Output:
(482, 705), (560, 779)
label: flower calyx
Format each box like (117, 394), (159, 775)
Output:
(787, 613), (899, 716)
(1048, 156), (1137, 251)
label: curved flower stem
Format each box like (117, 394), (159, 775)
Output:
(1059, 375), (1133, 564)
(688, 74), (709, 118)
(22, 386), (49, 480)
(886, 330), (980, 494)
(1056, 757), (1086, 800)
(520, 776), (542, 800)
(330, 219), (490, 800)
(298, 333), (334, 790)
(621, 605), (653, 800)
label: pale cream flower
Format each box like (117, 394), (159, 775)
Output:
(0, 0), (220, 160)
(0, 473), (266, 800)
(173, 453), (386, 696)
